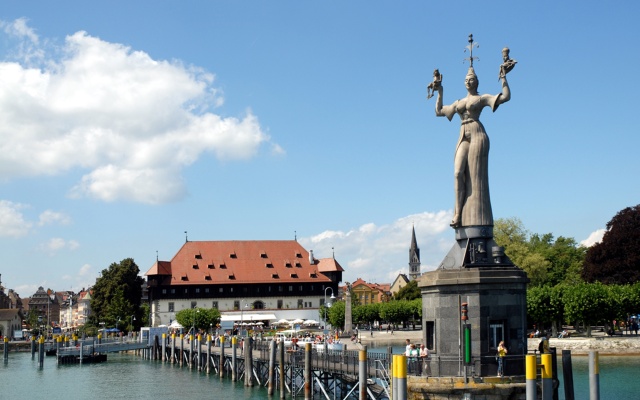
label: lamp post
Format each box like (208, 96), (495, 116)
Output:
(240, 300), (246, 337)
(131, 315), (136, 336)
(324, 287), (336, 331)
(192, 309), (199, 335)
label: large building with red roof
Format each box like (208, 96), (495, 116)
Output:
(145, 240), (343, 327)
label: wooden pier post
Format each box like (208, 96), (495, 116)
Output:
(3, 337), (8, 361)
(162, 333), (166, 362)
(304, 342), (312, 400)
(589, 351), (600, 400)
(268, 339), (276, 395)
(221, 335), (227, 379)
(180, 334), (184, 366)
(279, 341), (285, 400)
(541, 353), (553, 400)
(245, 336), (254, 387)
(38, 336), (44, 368)
(197, 334), (202, 370)
(230, 336), (237, 381)
(359, 348), (367, 400)
(31, 336), (36, 359)
(562, 349), (575, 400)
(189, 334), (194, 369)
(171, 333), (176, 364)
(206, 334), (212, 374)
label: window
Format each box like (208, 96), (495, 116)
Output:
(195, 288), (200, 294)
(297, 299), (303, 308)
(277, 300), (283, 309)
(162, 289), (167, 294)
(168, 302), (175, 312)
(266, 263), (274, 268)
(426, 321), (435, 351)
(289, 286), (293, 292)
(195, 254), (202, 259)
(190, 301), (197, 309)
(205, 288), (209, 293)
(489, 321), (505, 349)
(212, 301), (218, 309)
(171, 289), (175, 294)
(208, 264), (215, 269)
(192, 264), (199, 269)
(234, 300), (240, 310)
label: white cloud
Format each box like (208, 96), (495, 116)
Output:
(0, 200), (32, 237)
(580, 229), (605, 247)
(38, 210), (71, 226)
(78, 263), (92, 277)
(40, 237), (80, 254)
(0, 20), (276, 204)
(300, 210), (452, 284)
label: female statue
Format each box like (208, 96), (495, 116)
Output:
(434, 65), (511, 228)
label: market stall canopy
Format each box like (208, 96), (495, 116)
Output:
(220, 313), (277, 322)
(169, 320), (183, 329)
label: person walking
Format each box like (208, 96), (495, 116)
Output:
(497, 341), (508, 377)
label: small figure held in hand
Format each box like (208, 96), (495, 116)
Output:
(427, 69), (442, 99)
(499, 47), (517, 79)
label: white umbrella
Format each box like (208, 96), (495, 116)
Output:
(277, 319), (290, 325)
(303, 319), (318, 326)
(292, 318), (304, 325)
(256, 322), (264, 325)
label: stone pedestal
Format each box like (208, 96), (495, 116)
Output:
(418, 226), (529, 377)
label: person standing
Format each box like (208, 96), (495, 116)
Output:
(497, 341), (508, 377)
(419, 344), (431, 376)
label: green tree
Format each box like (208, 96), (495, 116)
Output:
(175, 307), (221, 333)
(563, 282), (611, 336)
(583, 205), (640, 284)
(394, 280), (421, 300)
(326, 301), (346, 329)
(90, 258), (145, 331)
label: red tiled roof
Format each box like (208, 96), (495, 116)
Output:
(317, 258), (344, 272)
(146, 240), (333, 285)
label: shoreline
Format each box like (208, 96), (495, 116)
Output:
(350, 329), (640, 355)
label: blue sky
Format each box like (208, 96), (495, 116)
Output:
(0, 1), (638, 297)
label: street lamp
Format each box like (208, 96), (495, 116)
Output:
(240, 299), (246, 337)
(131, 315), (136, 334)
(191, 309), (199, 335)
(324, 287), (336, 331)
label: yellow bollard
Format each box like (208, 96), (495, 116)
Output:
(396, 354), (407, 400)
(525, 354), (537, 400)
(541, 353), (553, 400)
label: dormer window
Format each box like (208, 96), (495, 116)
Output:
(181, 275), (189, 281)
(230, 252), (237, 258)
(309, 273), (317, 278)
(266, 263), (274, 268)
(295, 262), (302, 268)
(219, 263), (227, 269)
(207, 264), (215, 269)
(204, 275), (212, 281)
(192, 264), (199, 269)
(272, 273), (279, 279)
(228, 273), (236, 280)
(260, 252), (268, 258)
(290, 273), (298, 278)
(285, 261), (292, 268)
(195, 254), (202, 259)
(295, 252), (302, 258)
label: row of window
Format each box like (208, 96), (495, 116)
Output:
(161, 285), (315, 296)
(166, 299), (316, 312)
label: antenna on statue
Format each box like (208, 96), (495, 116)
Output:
(464, 33), (479, 66)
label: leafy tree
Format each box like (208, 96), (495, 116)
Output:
(175, 307), (221, 333)
(326, 300), (346, 329)
(583, 205), (640, 284)
(353, 303), (382, 325)
(90, 258), (145, 331)
(563, 282), (611, 336)
(394, 280), (421, 300)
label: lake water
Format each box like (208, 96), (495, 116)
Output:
(2, 350), (639, 399)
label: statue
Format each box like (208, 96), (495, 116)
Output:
(426, 69), (442, 99)
(431, 34), (514, 228)
(499, 47), (517, 79)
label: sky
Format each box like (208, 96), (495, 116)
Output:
(0, 1), (638, 298)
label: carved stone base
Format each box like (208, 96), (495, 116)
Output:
(439, 225), (512, 269)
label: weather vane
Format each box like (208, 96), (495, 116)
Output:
(464, 33), (479, 66)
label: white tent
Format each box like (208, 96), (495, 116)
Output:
(303, 319), (319, 326)
(169, 320), (183, 329)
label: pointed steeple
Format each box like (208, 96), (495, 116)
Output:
(409, 225), (421, 280)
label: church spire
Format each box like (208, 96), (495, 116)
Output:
(409, 225), (421, 280)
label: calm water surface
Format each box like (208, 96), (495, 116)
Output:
(2, 350), (639, 399)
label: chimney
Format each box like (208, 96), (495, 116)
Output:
(309, 250), (315, 264)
